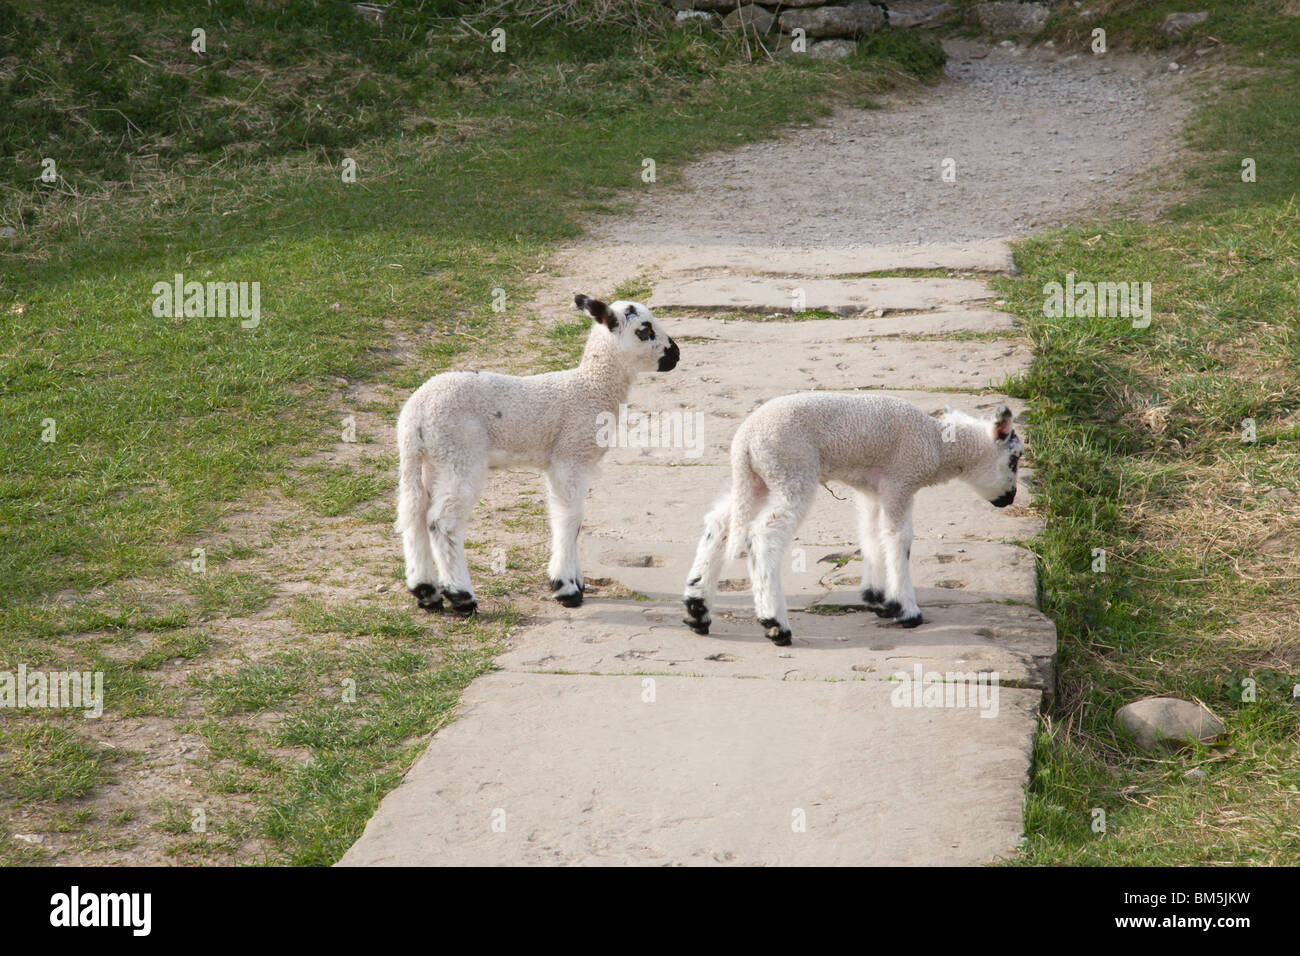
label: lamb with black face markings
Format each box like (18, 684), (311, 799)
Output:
(395, 295), (679, 616)
(682, 393), (1024, 645)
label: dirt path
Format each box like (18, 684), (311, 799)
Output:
(590, 38), (1192, 251)
(339, 39), (1197, 866)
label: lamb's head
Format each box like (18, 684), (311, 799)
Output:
(575, 294), (679, 373)
(942, 404), (1023, 508)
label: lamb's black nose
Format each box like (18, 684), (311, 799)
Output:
(990, 488), (1016, 508)
(658, 338), (680, 371)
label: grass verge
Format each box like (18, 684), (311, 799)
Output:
(999, 3), (1300, 863)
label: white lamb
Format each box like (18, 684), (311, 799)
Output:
(682, 392), (1023, 644)
(395, 295), (680, 615)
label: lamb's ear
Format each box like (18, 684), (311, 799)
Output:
(993, 405), (1015, 440)
(575, 294), (617, 330)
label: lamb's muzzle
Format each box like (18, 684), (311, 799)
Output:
(658, 338), (680, 371)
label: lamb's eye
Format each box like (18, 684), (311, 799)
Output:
(635, 322), (655, 342)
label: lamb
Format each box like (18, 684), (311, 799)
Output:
(395, 295), (680, 615)
(682, 392), (1024, 645)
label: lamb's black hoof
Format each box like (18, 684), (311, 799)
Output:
(443, 589), (477, 616)
(895, 613), (923, 629)
(759, 618), (793, 646)
(875, 599), (901, 619)
(860, 587), (885, 607)
(550, 579), (584, 608)
(410, 583), (444, 613)
(683, 597), (711, 634)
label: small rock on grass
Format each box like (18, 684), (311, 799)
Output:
(723, 4), (775, 34)
(1116, 696), (1225, 753)
(809, 39), (858, 59)
(1161, 11), (1209, 40)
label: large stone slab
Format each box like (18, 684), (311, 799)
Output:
(651, 276), (994, 314)
(498, 600), (1055, 689)
(584, 539), (1038, 608)
(626, 240), (1017, 277)
(667, 308), (1016, 340)
(337, 671), (1041, 866)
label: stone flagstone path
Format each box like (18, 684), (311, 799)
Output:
(340, 239), (1054, 866)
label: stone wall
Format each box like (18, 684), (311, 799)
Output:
(663, 1), (892, 58)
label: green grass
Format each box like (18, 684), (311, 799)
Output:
(999, 7), (1300, 864)
(0, 0), (946, 864)
(1036, 0), (1300, 56)
(0, 723), (116, 803)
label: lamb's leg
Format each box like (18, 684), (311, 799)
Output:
(683, 495), (731, 635)
(400, 456), (443, 611)
(428, 465), (486, 616)
(545, 462), (590, 607)
(854, 490), (886, 613)
(748, 489), (809, 646)
(878, 492), (922, 627)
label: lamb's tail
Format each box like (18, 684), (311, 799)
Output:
(726, 439), (764, 560)
(394, 400), (432, 537)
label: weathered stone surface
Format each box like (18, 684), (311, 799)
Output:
(668, 307), (1016, 339)
(779, 2), (887, 38)
(338, 672), (1041, 866)
(1160, 11), (1209, 39)
(614, 337), (1031, 410)
(822, 538), (1038, 606)
(651, 275), (994, 313)
(639, 240), (1019, 277)
(1116, 697), (1225, 752)
(809, 38), (859, 59)
(582, 538), (1037, 608)
(967, 2), (1049, 36)
(498, 599), (1055, 689)
(723, 3), (776, 33)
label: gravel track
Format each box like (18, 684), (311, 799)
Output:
(584, 37), (1197, 250)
